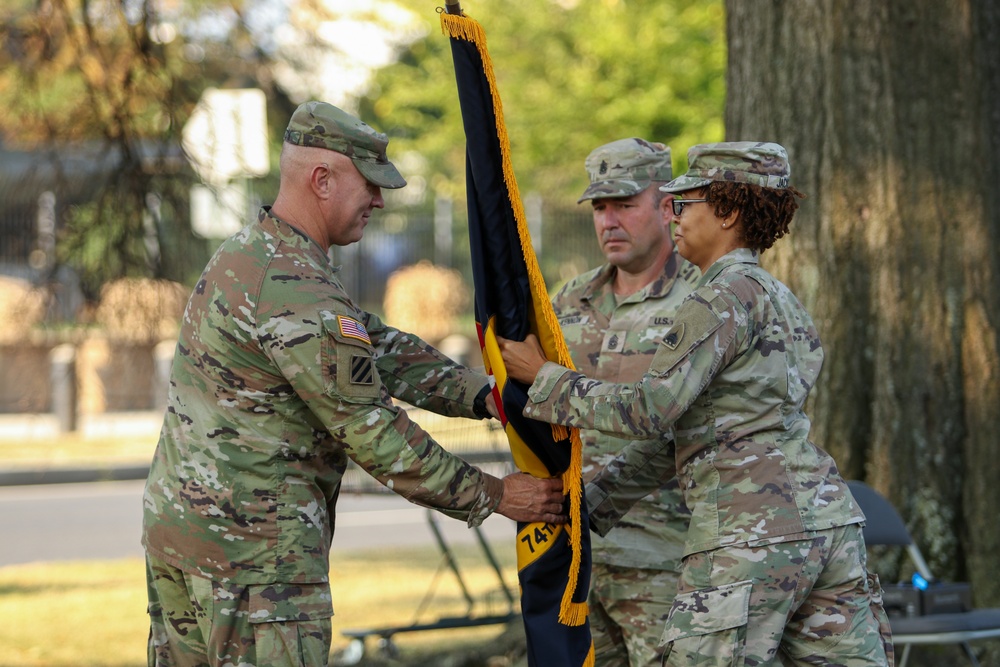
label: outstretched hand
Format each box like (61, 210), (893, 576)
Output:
(496, 333), (547, 384)
(496, 472), (567, 524)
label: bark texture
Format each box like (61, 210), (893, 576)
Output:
(725, 0), (1000, 656)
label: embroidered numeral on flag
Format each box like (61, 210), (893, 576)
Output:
(338, 315), (371, 344)
(350, 355), (374, 385)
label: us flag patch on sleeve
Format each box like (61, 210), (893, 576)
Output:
(337, 315), (371, 344)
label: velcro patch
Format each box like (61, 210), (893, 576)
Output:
(350, 355), (374, 385)
(650, 297), (723, 377)
(338, 315), (371, 344)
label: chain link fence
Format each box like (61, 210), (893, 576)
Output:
(0, 163), (605, 417)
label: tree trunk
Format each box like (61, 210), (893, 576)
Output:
(725, 0), (1000, 654)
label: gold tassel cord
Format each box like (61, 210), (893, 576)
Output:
(441, 11), (588, 626)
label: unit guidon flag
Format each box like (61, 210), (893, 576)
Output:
(441, 6), (594, 666)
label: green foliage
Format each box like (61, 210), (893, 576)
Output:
(360, 0), (725, 203)
(0, 0), (283, 304)
(0, 0), (723, 307)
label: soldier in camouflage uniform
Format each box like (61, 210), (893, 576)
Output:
(557, 138), (698, 667)
(142, 100), (567, 667)
(499, 142), (893, 666)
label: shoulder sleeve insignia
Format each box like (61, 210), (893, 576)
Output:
(650, 296), (724, 377)
(350, 354), (375, 385)
(662, 323), (685, 350)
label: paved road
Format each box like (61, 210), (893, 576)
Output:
(0, 480), (518, 568)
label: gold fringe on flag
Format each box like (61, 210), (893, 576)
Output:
(441, 9), (588, 627)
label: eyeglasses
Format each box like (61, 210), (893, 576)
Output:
(671, 198), (707, 217)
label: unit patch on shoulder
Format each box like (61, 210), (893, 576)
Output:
(662, 323), (685, 350)
(337, 315), (371, 344)
(350, 355), (375, 385)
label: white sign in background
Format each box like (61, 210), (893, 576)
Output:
(183, 88), (270, 238)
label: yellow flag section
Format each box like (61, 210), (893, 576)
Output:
(440, 13), (593, 636)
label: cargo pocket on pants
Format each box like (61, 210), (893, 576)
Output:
(249, 582), (334, 667)
(659, 579), (752, 667)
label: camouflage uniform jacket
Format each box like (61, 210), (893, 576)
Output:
(526, 248), (862, 557)
(553, 249), (697, 570)
(142, 207), (502, 585)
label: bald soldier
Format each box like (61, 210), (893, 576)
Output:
(142, 101), (566, 667)
(554, 138), (699, 666)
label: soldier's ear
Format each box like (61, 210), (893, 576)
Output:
(658, 194), (674, 221)
(311, 163), (332, 199)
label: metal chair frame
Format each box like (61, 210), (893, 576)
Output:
(848, 480), (1000, 667)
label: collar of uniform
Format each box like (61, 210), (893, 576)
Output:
(643, 249), (689, 300)
(584, 248), (689, 305)
(257, 206), (340, 272)
(578, 263), (616, 304)
(698, 247), (760, 287)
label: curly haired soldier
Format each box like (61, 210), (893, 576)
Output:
(499, 142), (893, 666)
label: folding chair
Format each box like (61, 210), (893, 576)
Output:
(848, 480), (1000, 667)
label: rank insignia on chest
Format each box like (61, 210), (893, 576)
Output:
(337, 315), (371, 344)
(603, 329), (626, 352)
(350, 355), (375, 385)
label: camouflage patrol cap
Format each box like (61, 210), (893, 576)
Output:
(577, 138), (673, 204)
(660, 141), (790, 193)
(284, 100), (406, 189)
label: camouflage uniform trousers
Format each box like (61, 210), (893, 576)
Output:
(589, 562), (679, 667)
(661, 524), (894, 667)
(146, 554), (334, 667)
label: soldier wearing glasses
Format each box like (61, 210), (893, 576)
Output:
(499, 142), (893, 666)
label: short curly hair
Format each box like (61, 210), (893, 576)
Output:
(702, 181), (805, 252)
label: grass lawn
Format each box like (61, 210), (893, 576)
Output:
(0, 410), (521, 665)
(0, 544), (521, 667)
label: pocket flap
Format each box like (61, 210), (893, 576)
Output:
(650, 297), (723, 377)
(248, 582), (334, 624)
(320, 312), (380, 402)
(660, 579), (752, 643)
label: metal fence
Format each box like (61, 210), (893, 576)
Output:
(0, 181), (603, 320)
(334, 192), (603, 315)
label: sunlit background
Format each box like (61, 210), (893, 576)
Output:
(0, 1), (723, 665)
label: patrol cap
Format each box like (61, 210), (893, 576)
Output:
(660, 141), (790, 194)
(284, 100), (407, 189)
(577, 138), (673, 203)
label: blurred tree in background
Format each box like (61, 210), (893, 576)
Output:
(0, 0), (725, 312)
(361, 0), (725, 200)
(0, 0), (290, 303)
(729, 3), (1000, 662)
